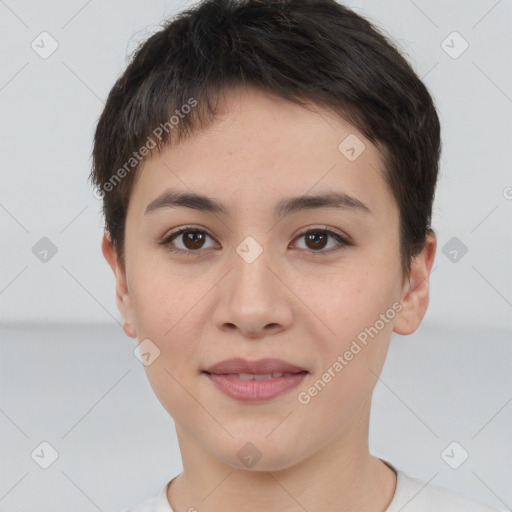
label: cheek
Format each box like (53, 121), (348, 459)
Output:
(127, 273), (205, 406)
(132, 270), (205, 415)
(297, 278), (397, 427)
(301, 262), (399, 336)
(128, 256), (200, 335)
(297, 260), (400, 391)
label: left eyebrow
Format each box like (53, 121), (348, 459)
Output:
(144, 189), (372, 217)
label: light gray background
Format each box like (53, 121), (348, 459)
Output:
(0, 0), (511, 511)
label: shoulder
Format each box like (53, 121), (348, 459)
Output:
(120, 479), (174, 512)
(387, 469), (501, 512)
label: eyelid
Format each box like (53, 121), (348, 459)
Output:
(293, 225), (351, 245)
(159, 225), (352, 255)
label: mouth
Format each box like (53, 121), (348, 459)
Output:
(202, 358), (309, 402)
(203, 371), (306, 380)
(203, 356), (308, 375)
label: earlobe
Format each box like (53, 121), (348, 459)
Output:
(393, 232), (437, 335)
(121, 294), (137, 338)
(101, 232), (138, 339)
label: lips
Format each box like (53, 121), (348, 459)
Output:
(202, 358), (309, 402)
(203, 357), (308, 376)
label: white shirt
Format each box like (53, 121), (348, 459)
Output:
(122, 459), (500, 512)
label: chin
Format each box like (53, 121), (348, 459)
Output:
(211, 436), (309, 473)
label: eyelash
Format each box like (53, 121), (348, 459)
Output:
(159, 226), (352, 257)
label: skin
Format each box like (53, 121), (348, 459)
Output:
(102, 85), (436, 512)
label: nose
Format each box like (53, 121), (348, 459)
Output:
(211, 242), (294, 339)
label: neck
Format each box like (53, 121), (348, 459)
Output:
(167, 401), (397, 512)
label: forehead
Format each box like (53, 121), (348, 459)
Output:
(128, 86), (397, 225)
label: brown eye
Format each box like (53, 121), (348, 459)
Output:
(181, 230), (206, 250)
(292, 228), (351, 254)
(160, 227), (216, 255)
(160, 226), (351, 257)
(304, 231), (328, 250)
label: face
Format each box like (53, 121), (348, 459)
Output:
(103, 85), (434, 471)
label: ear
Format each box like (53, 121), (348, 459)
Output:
(393, 231), (437, 335)
(101, 232), (137, 338)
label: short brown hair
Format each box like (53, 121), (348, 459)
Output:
(90, 0), (441, 278)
